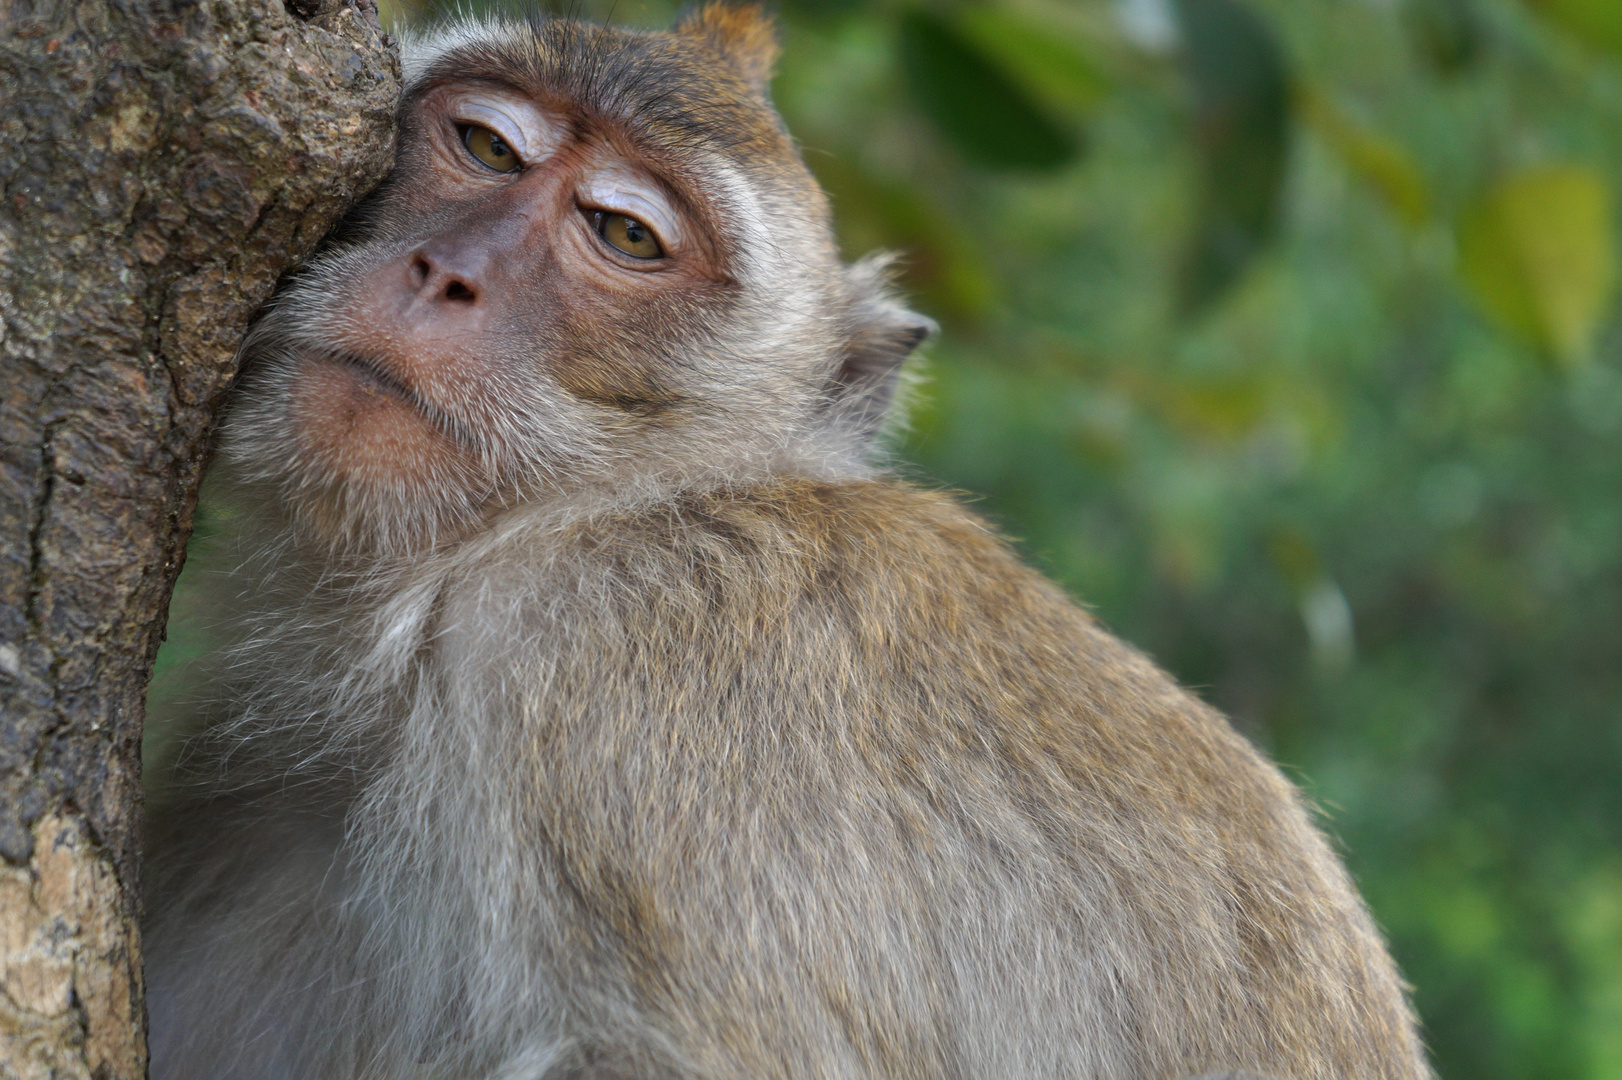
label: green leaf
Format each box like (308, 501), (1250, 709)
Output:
(1526, 0), (1622, 58)
(809, 153), (997, 322)
(897, 9), (1081, 172)
(1173, 0), (1292, 314)
(955, 6), (1109, 115)
(1457, 165), (1618, 366)
(1405, 0), (1485, 75)
(1298, 85), (1430, 228)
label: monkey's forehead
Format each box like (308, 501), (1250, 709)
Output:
(400, 17), (796, 175)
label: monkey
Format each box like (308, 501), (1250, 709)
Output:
(141, 6), (1434, 1080)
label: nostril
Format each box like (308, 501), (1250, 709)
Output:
(407, 252), (479, 303)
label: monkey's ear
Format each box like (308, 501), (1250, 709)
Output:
(825, 255), (936, 446)
(678, 3), (780, 92)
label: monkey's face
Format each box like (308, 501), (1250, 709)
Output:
(225, 9), (921, 555)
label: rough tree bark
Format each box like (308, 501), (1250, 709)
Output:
(0, 0), (398, 1072)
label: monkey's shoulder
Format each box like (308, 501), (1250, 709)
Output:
(565, 474), (1063, 594)
(464, 478), (1359, 947)
(428, 486), (1408, 1067)
(479, 475), (1087, 636)
(470, 476), (1201, 721)
(457, 476), (1280, 803)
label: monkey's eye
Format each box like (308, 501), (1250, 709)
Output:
(460, 124), (520, 173)
(592, 210), (664, 259)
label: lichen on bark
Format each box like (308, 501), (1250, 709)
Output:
(0, 0), (400, 1070)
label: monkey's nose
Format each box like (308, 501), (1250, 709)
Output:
(407, 247), (483, 306)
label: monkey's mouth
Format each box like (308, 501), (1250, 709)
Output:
(318, 350), (420, 406)
(303, 350), (477, 450)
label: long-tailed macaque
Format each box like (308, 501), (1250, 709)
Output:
(143, 7), (1433, 1079)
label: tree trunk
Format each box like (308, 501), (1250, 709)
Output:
(0, 0), (398, 1071)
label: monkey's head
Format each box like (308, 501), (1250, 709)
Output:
(227, 4), (933, 554)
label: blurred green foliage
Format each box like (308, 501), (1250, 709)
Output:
(152, 0), (1622, 1073)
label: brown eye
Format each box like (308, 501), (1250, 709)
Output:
(594, 211), (663, 259)
(461, 125), (520, 173)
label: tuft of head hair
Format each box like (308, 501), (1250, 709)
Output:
(677, 2), (779, 92)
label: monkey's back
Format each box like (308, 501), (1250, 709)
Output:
(427, 476), (1428, 1080)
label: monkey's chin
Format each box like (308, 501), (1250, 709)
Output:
(283, 354), (488, 553)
